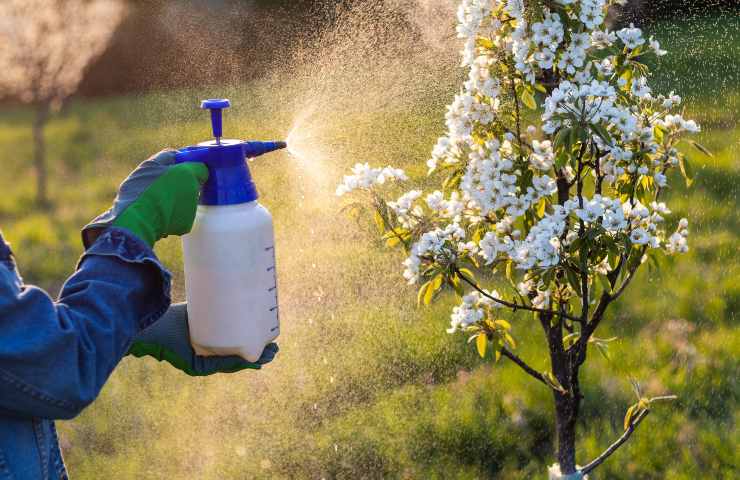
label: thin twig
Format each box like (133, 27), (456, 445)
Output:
(580, 409), (650, 475)
(501, 348), (549, 387)
(454, 267), (582, 323)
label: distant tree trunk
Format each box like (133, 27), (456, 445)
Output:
(32, 102), (50, 207)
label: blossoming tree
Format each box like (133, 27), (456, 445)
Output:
(0, 0), (126, 206)
(337, 0), (708, 477)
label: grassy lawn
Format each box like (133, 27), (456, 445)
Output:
(0, 14), (737, 479)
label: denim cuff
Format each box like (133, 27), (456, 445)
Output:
(0, 230), (18, 274)
(78, 226), (172, 330)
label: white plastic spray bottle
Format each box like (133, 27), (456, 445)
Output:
(174, 99), (286, 362)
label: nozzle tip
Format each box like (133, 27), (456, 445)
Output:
(276, 141), (287, 149)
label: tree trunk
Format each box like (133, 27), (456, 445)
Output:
(554, 391), (579, 473)
(541, 312), (582, 475)
(32, 103), (50, 208)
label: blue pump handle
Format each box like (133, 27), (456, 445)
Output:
(201, 99), (231, 141)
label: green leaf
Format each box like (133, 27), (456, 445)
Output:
(688, 140), (713, 157)
(477, 37), (494, 50)
(569, 126), (578, 149)
(566, 268), (582, 295)
(494, 319), (512, 330)
(555, 150), (569, 169)
(417, 281), (430, 307)
(504, 332), (516, 349)
(476, 334), (488, 358)
(543, 371), (567, 394)
(451, 274), (464, 297)
(597, 273), (613, 294)
(594, 341), (611, 360)
(521, 88), (537, 110)
(458, 268), (475, 280)
(678, 156), (694, 187)
(591, 122), (612, 144)
(536, 198), (547, 218)
(472, 228), (483, 243)
(424, 274), (443, 305)
(563, 332), (581, 350)
(619, 68), (633, 88)
(624, 404), (636, 430)
(608, 249), (621, 271)
(554, 127), (570, 152)
(653, 125), (665, 144)
(373, 211), (385, 234)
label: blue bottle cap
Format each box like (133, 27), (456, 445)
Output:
(174, 99), (287, 206)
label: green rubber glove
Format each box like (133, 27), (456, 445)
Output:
(83, 150), (208, 248)
(128, 303), (279, 376)
(113, 163), (208, 247)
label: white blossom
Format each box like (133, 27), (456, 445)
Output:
(631, 77), (652, 100)
(654, 172), (667, 187)
(649, 36), (667, 56)
(629, 228), (650, 245)
(336, 163), (407, 196)
(530, 140), (555, 170)
(388, 190), (422, 228)
(579, 0), (607, 30)
(617, 24), (646, 50)
(666, 218), (690, 254)
(447, 290), (500, 333)
(591, 29), (617, 48)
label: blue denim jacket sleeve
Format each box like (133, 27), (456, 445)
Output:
(0, 227), (171, 420)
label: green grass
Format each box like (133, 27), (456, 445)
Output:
(0, 15), (737, 480)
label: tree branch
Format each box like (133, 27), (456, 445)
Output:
(454, 267), (582, 323)
(501, 347), (548, 387)
(580, 409), (650, 475)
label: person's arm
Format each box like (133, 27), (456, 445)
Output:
(0, 227), (170, 420)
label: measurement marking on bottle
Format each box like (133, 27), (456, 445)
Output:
(267, 266), (275, 272)
(268, 285), (277, 292)
(269, 306), (279, 312)
(264, 246), (275, 252)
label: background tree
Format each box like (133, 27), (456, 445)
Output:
(0, 0), (126, 207)
(338, 0), (709, 476)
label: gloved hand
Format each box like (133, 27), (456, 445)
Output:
(129, 303), (279, 376)
(82, 150), (208, 248)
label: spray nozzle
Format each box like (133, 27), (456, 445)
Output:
(201, 98), (231, 144)
(243, 141), (287, 159)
